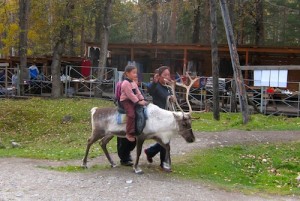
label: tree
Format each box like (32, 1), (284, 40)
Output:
(169, 0), (179, 43)
(98, 0), (113, 69)
(254, 0), (264, 46)
(51, 1), (75, 98)
(151, 1), (158, 43)
(1, 0), (299, 62)
(192, 2), (201, 43)
(19, 0), (30, 95)
(95, 0), (113, 98)
(94, 0), (102, 43)
(210, 0), (220, 120)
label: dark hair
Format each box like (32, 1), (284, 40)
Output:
(124, 65), (137, 73)
(123, 65), (137, 79)
(157, 66), (170, 75)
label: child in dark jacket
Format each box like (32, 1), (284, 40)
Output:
(120, 65), (147, 142)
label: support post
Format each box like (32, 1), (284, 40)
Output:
(219, 0), (249, 123)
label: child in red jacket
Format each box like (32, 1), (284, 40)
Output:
(120, 65), (147, 141)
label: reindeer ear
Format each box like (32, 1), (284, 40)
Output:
(172, 112), (182, 120)
(185, 112), (192, 119)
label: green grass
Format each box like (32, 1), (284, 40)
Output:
(172, 142), (300, 195)
(0, 98), (299, 195)
(0, 97), (116, 160)
(192, 112), (300, 131)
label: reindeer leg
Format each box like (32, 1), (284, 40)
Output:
(100, 135), (116, 168)
(133, 137), (145, 174)
(82, 133), (102, 168)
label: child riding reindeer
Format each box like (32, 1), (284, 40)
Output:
(82, 71), (199, 174)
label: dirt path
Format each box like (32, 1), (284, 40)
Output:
(0, 131), (299, 201)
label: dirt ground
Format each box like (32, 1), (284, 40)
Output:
(0, 130), (300, 201)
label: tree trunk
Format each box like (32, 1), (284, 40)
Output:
(210, 0), (220, 121)
(69, 28), (75, 56)
(98, 0), (112, 70)
(169, 0), (178, 43)
(228, 0), (236, 44)
(51, 1), (74, 98)
(228, 0), (235, 23)
(80, 23), (85, 57)
(192, 3), (201, 43)
(95, 0), (113, 98)
(151, 3), (158, 43)
(94, 0), (102, 43)
(202, 1), (211, 44)
(219, 0), (249, 124)
(19, 0), (30, 96)
(255, 0), (264, 46)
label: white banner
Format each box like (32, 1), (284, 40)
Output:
(254, 70), (288, 87)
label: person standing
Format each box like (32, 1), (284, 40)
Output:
(28, 63), (39, 80)
(144, 66), (175, 171)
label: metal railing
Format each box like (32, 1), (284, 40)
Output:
(0, 64), (17, 97)
(1, 65), (299, 117)
(64, 66), (118, 99)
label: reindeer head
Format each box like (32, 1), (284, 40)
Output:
(173, 112), (195, 143)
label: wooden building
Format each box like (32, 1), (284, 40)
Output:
(85, 43), (300, 91)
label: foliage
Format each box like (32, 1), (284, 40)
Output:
(0, 0), (299, 58)
(172, 142), (300, 195)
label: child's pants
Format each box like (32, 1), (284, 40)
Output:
(121, 99), (136, 135)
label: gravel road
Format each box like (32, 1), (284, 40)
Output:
(0, 131), (299, 201)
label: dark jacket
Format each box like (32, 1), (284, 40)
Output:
(148, 82), (172, 109)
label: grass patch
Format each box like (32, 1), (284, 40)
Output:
(172, 142), (300, 195)
(192, 112), (300, 131)
(0, 97), (115, 160)
(39, 164), (108, 172)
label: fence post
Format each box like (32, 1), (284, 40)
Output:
(298, 83), (300, 117)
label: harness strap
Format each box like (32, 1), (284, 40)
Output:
(165, 96), (176, 111)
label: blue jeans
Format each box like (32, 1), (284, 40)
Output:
(145, 143), (166, 167)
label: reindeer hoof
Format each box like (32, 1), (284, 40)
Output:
(133, 167), (144, 174)
(81, 164), (88, 169)
(111, 164), (117, 168)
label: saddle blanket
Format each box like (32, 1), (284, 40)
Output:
(116, 113), (127, 124)
(116, 106), (148, 125)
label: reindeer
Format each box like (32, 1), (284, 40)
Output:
(82, 74), (200, 174)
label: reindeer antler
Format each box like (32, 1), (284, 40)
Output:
(164, 79), (184, 112)
(175, 73), (199, 113)
(164, 73), (199, 113)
